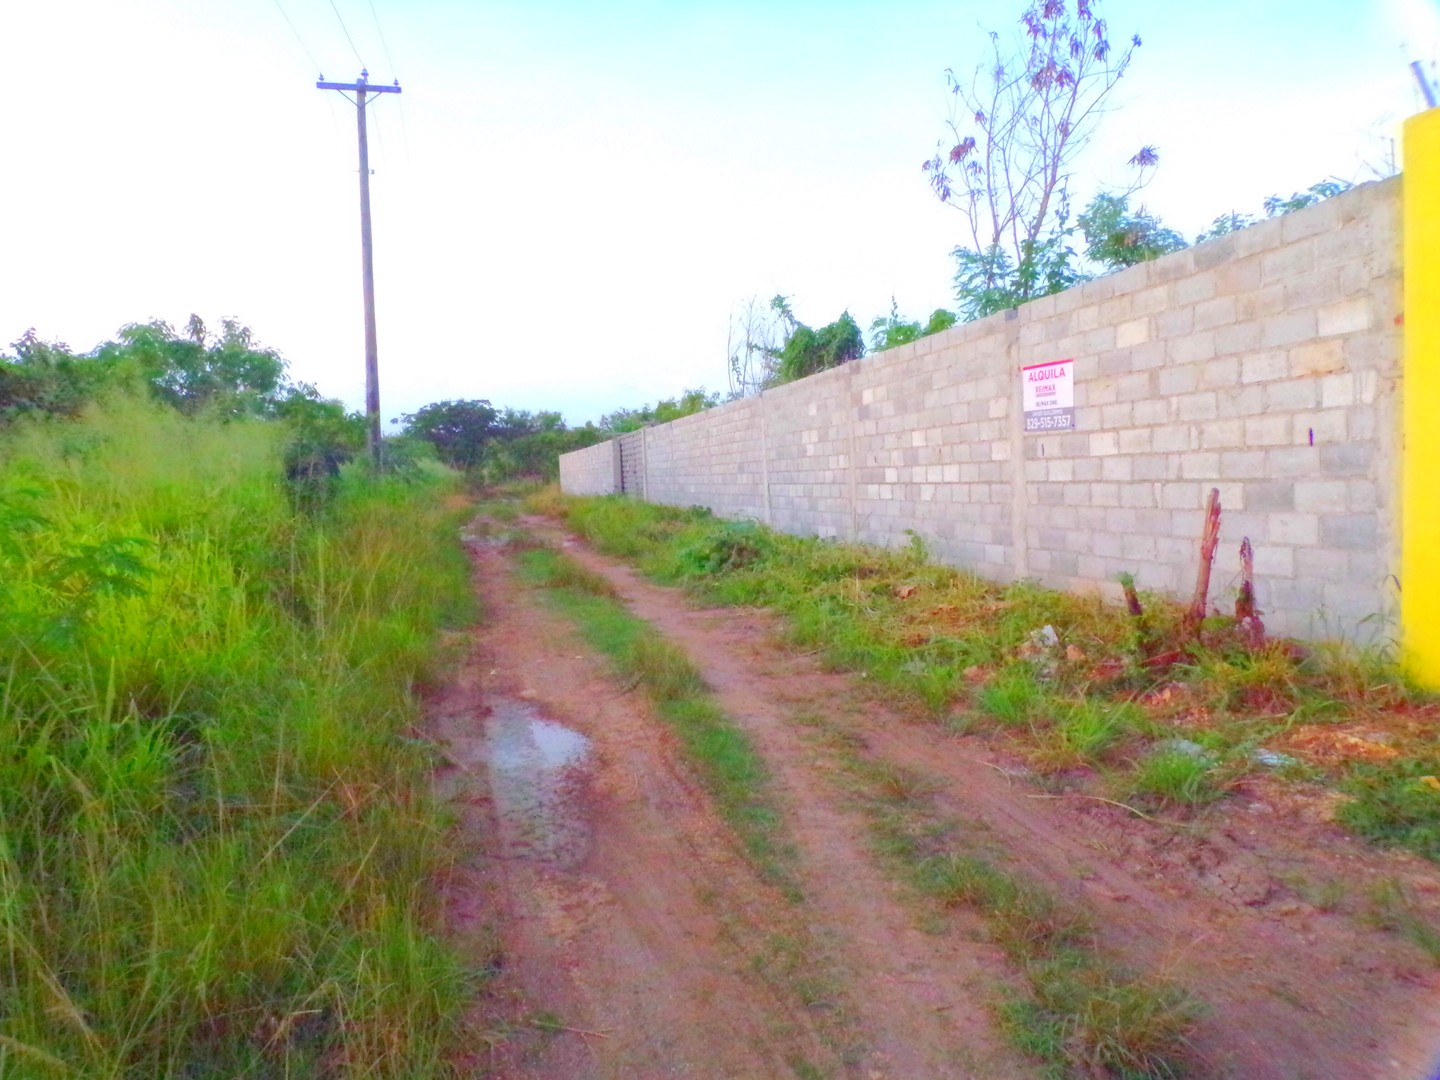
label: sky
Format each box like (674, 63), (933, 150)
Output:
(1, 0), (1436, 427)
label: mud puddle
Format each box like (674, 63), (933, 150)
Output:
(480, 698), (593, 868)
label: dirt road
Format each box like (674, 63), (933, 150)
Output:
(432, 515), (1440, 1080)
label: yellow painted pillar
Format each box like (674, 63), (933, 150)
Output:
(1404, 107), (1440, 686)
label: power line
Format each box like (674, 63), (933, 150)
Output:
(327, 0), (367, 69)
(364, 0), (410, 164)
(365, 0), (398, 79)
(268, 0), (324, 76)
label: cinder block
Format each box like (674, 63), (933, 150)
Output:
(1262, 311), (1319, 348)
(1171, 332), (1217, 364)
(1321, 581), (1388, 624)
(1215, 257), (1263, 296)
(1294, 480), (1346, 512)
(1295, 546), (1348, 578)
(1347, 480), (1379, 512)
(1281, 196), (1344, 242)
(1176, 392), (1219, 421)
(1157, 364), (1200, 395)
(1131, 285), (1170, 316)
(1180, 452), (1220, 479)
(1320, 513), (1378, 550)
(1133, 397), (1171, 425)
(1199, 419), (1243, 447)
(1269, 578), (1326, 611)
(1261, 241), (1316, 283)
(1101, 456), (1133, 481)
(1133, 454), (1168, 480)
(1251, 543), (1295, 578)
(1201, 356), (1241, 388)
(1220, 450), (1267, 478)
(1245, 481), (1296, 512)
(1267, 512), (1320, 546)
(1121, 483), (1158, 507)
(1100, 402), (1134, 428)
(1122, 533), (1159, 561)
(1293, 409), (1348, 444)
(1236, 283), (1288, 322)
(1152, 425), (1196, 452)
(1194, 296), (1238, 330)
(1318, 298), (1372, 337)
(1091, 483), (1121, 507)
(1265, 379), (1319, 411)
(1117, 318), (1151, 347)
(1118, 427), (1153, 454)
(1156, 308), (1194, 338)
(1115, 371), (1152, 401)
(1174, 273), (1217, 306)
(1162, 482), (1202, 509)
(1130, 340), (1170, 370)
(1287, 338), (1347, 377)
(1089, 431), (1119, 456)
(1241, 351), (1289, 383)
(1319, 373), (1356, 408)
(1245, 415), (1291, 445)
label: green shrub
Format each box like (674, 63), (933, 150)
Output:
(676, 520), (772, 576)
(1338, 758), (1440, 861)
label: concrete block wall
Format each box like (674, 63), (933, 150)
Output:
(617, 432), (645, 494)
(557, 438), (618, 496)
(644, 396), (769, 520)
(1016, 180), (1401, 638)
(560, 179), (1403, 642)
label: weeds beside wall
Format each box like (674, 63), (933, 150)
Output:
(562, 179), (1402, 643)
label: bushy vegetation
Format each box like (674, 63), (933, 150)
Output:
(3, 320), (369, 507)
(399, 399), (605, 483)
(0, 398), (471, 1077)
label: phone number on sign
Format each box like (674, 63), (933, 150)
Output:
(1025, 414), (1074, 432)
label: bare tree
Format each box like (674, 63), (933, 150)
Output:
(923, 1), (1151, 314)
(725, 295), (787, 398)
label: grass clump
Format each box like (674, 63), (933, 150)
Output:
(1337, 758), (1440, 861)
(0, 399), (471, 1078)
(1125, 748), (1223, 809)
(1363, 878), (1440, 963)
(1037, 700), (1142, 771)
(979, 664), (1048, 726)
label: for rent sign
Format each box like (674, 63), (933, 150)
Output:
(1022, 358), (1075, 432)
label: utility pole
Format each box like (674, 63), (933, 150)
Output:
(317, 70), (401, 466)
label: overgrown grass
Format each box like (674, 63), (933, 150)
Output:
(1338, 758), (1440, 860)
(1363, 878), (1440, 963)
(0, 399), (472, 1077)
(514, 544), (795, 892)
(539, 492), (1437, 855)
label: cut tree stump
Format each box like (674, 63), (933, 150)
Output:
(1235, 536), (1266, 648)
(1185, 488), (1222, 635)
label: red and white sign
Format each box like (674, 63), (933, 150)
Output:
(1022, 358), (1075, 432)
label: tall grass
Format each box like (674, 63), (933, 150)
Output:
(0, 399), (470, 1077)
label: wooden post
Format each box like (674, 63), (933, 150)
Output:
(317, 71), (402, 467)
(1185, 488), (1222, 634)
